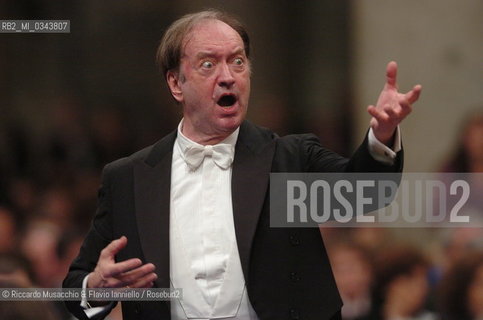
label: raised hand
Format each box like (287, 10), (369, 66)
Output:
(87, 236), (157, 289)
(367, 61), (422, 145)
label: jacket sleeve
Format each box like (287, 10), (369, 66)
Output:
(62, 164), (117, 320)
(303, 131), (403, 173)
(300, 131), (403, 217)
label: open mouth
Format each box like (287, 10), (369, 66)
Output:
(217, 94), (237, 107)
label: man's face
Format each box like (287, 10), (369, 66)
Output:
(167, 19), (250, 144)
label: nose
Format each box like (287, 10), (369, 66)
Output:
(217, 62), (235, 88)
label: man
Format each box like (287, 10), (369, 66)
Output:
(63, 10), (421, 320)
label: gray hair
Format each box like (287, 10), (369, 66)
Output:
(156, 9), (250, 78)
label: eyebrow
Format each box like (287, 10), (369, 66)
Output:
(195, 48), (245, 60)
(196, 51), (216, 60)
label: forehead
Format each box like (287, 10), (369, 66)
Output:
(182, 19), (245, 57)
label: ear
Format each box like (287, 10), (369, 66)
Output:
(166, 71), (183, 103)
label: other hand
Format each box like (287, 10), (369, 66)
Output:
(87, 236), (157, 289)
(367, 61), (422, 145)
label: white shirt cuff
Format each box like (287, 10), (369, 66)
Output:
(81, 274), (114, 318)
(367, 127), (401, 165)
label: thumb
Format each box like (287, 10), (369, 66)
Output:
(100, 236), (128, 260)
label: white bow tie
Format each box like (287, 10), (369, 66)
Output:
(183, 144), (234, 170)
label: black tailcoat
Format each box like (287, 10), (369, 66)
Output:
(64, 120), (402, 320)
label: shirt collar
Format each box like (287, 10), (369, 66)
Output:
(176, 119), (239, 157)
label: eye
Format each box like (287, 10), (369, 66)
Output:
(201, 61), (214, 69)
(233, 58), (244, 66)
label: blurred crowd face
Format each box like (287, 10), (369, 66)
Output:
(167, 19), (250, 144)
(20, 221), (61, 287)
(0, 269), (31, 287)
(40, 188), (75, 229)
(468, 264), (483, 318)
(464, 116), (483, 165)
(331, 246), (372, 300)
(444, 228), (483, 270)
(384, 266), (429, 317)
(0, 209), (16, 253)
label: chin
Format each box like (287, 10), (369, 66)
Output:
(218, 123), (240, 134)
(217, 114), (244, 130)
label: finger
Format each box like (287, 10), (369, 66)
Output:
(117, 263), (156, 284)
(368, 106), (384, 131)
(398, 98), (413, 116)
(384, 105), (400, 119)
(109, 271), (157, 289)
(367, 105), (378, 115)
(370, 117), (379, 129)
(404, 84), (422, 104)
(99, 267), (155, 289)
(105, 258), (143, 278)
(385, 61), (398, 88)
(368, 105), (389, 122)
(100, 236), (128, 260)
(128, 272), (158, 288)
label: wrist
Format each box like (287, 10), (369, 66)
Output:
(85, 273), (111, 307)
(87, 271), (104, 289)
(374, 129), (396, 147)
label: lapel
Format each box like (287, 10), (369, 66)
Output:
(232, 121), (276, 282)
(132, 121), (276, 287)
(133, 130), (176, 289)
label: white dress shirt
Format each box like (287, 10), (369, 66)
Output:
(170, 120), (258, 319)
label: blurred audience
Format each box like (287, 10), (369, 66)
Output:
(20, 219), (63, 288)
(6, 177), (38, 225)
(89, 107), (136, 167)
(44, 97), (96, 177)
(439, 252), (483, 320)
(55, 229), (84, 289)
(440, 228), (483, 272)
(328, 242), (374, 320)
(364, 246), (436, 320)
(0, 255), (62, 319)
(0, 253), (34, 287)
(436, 111), (483, 228)
(351, 228), (390, 253)
(0, 207), (17, 254)
(440, 110), (483, 173)
(0, 289), (61, 320)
